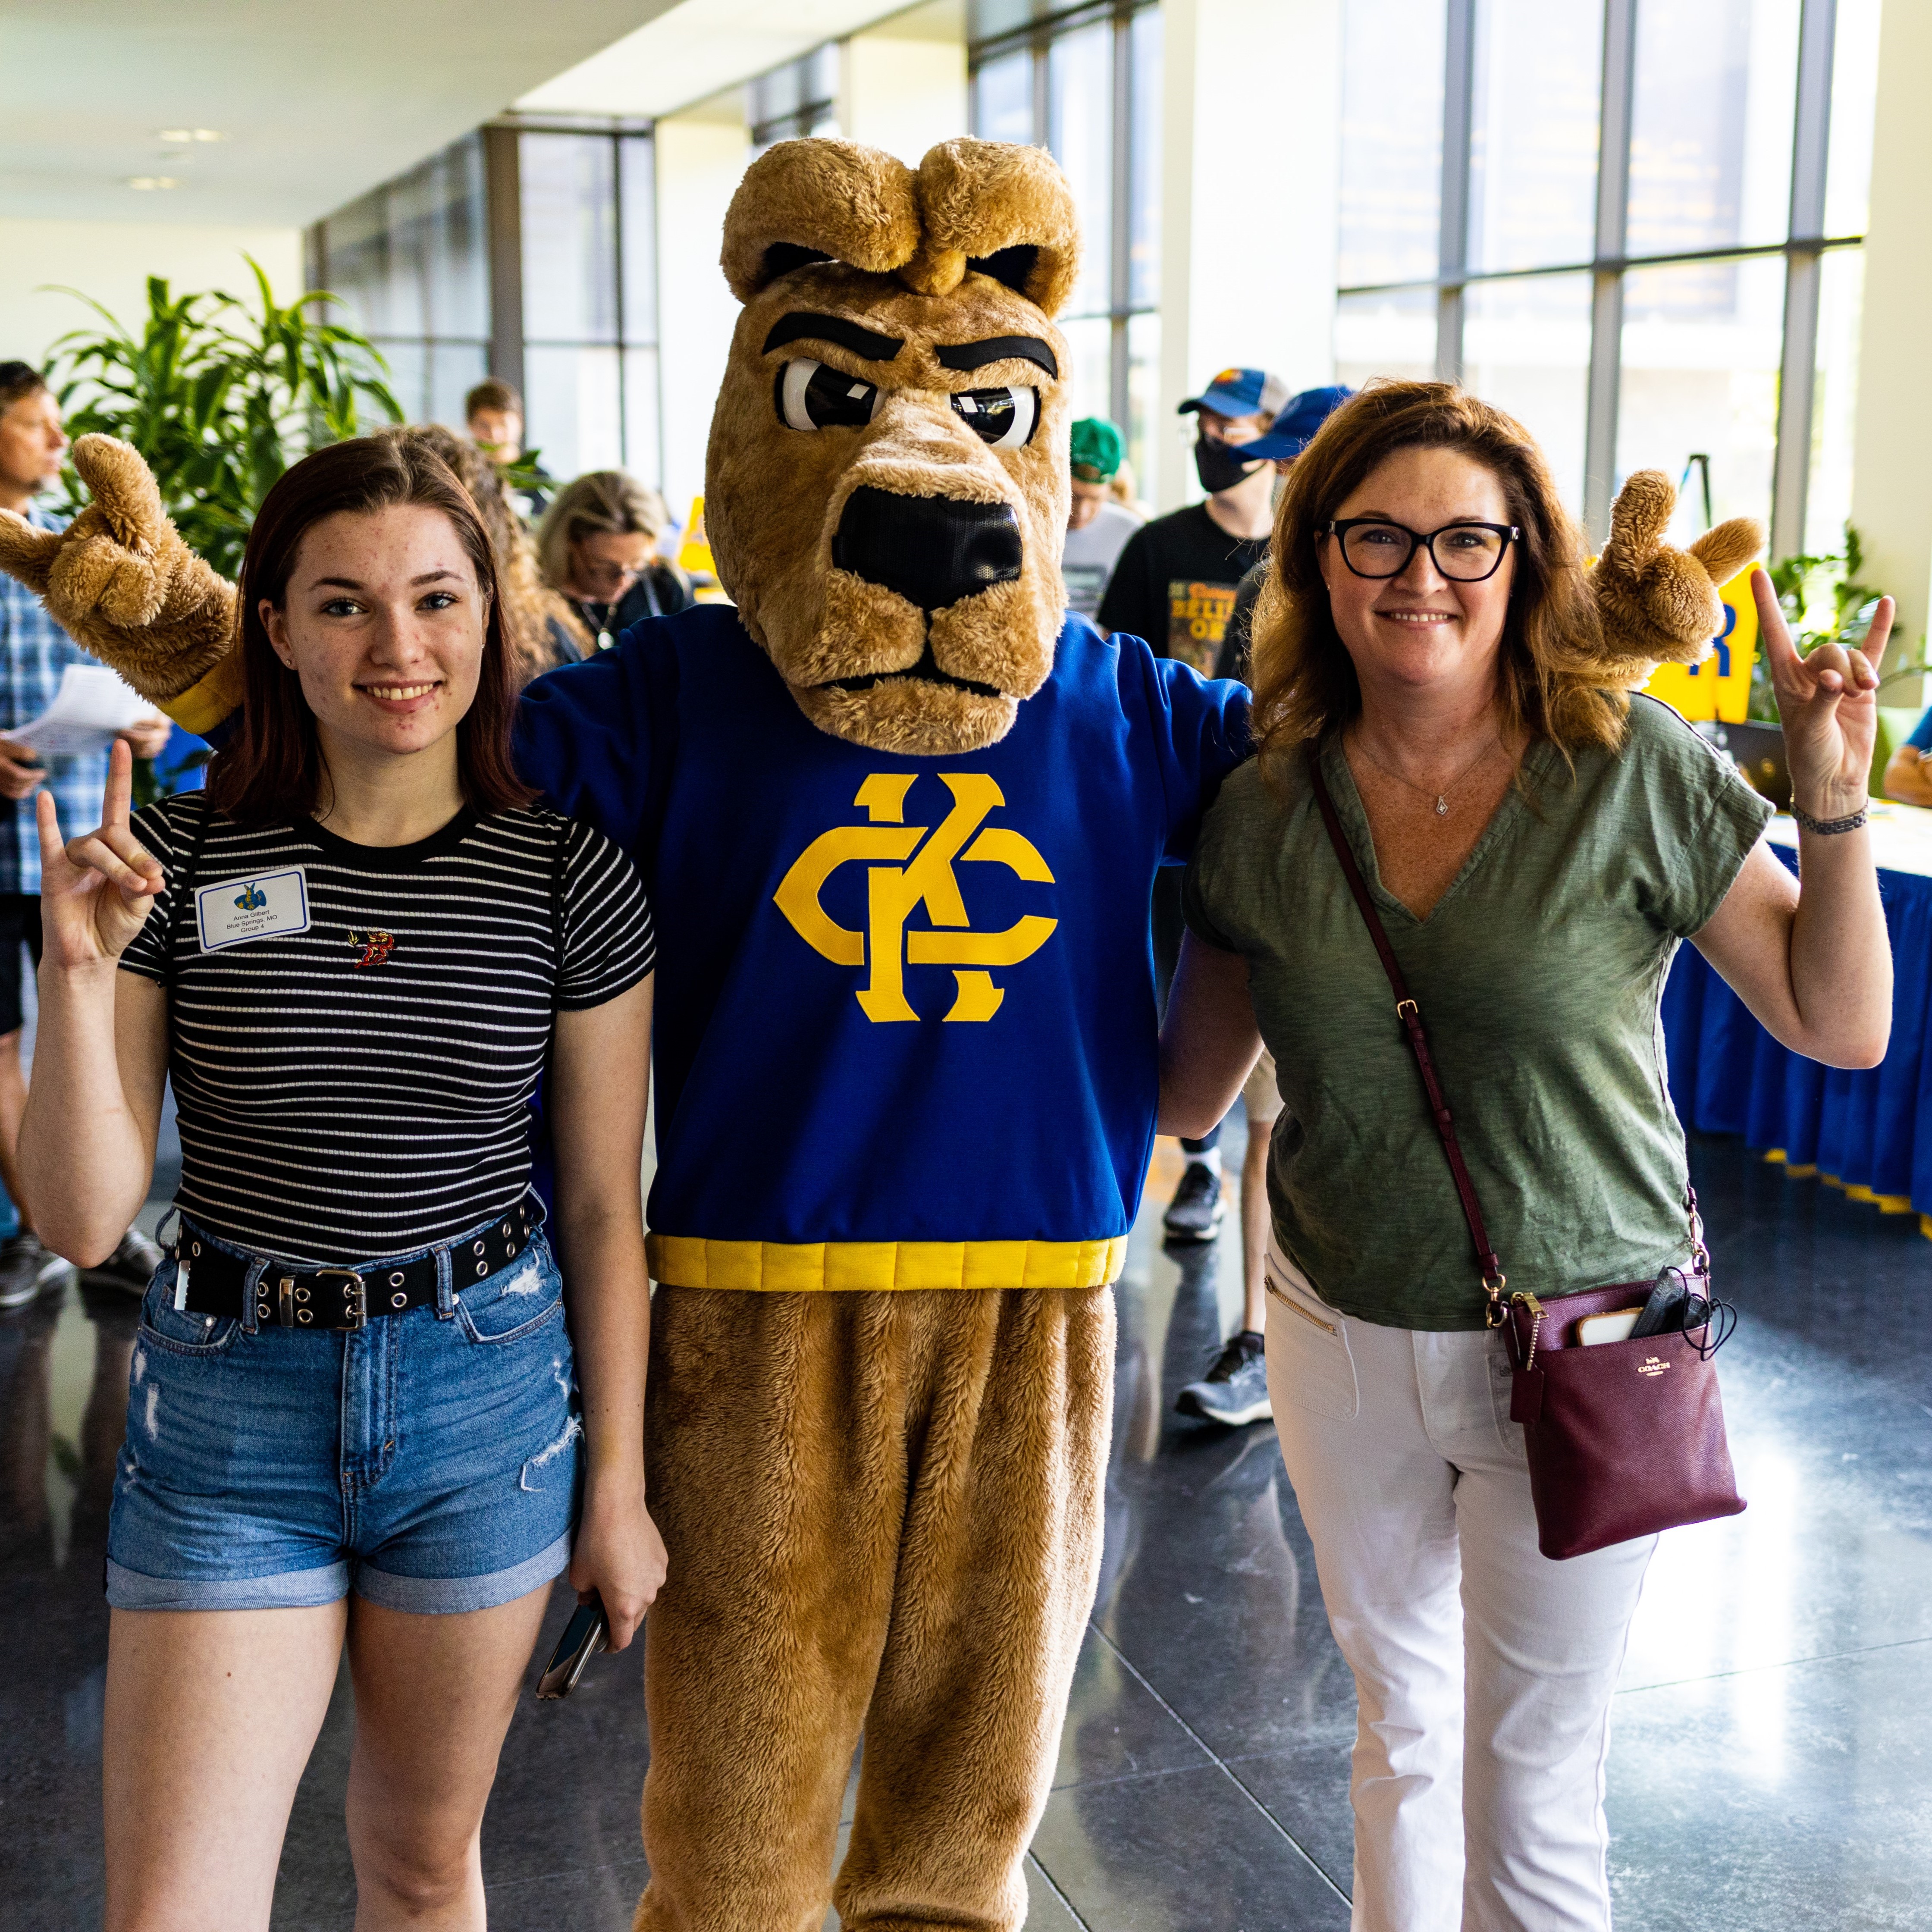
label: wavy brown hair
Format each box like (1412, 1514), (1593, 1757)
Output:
(1248, 381), (1626, 782)
(206, 435), (536, 824)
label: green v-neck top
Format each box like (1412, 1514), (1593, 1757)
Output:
(1182, 695), (1772, 1330)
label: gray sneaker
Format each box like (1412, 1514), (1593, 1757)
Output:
(0, 1231), (74, 1311)
(1175, 1330), (1271, 1426)
(1162, 1160), (1226, 1244)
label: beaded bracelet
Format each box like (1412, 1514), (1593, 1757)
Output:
(1791, 802), (1869, 835)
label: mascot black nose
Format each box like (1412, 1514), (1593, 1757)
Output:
(832, 486), (1023, 612)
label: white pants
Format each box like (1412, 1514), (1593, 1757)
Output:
(1264, 1248), (1654, 1932)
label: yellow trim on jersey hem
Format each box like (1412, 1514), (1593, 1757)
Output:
(161, 654), (246, 738)
(645, 1233), (1129, 1291)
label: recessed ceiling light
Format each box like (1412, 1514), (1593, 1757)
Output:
(156, 128), (224, 142)
(128, 176), (180, 191)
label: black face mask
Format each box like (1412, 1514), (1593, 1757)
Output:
(1195, 435), (1264, 496)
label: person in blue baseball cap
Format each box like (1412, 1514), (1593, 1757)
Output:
(1226, 382), (1355, 467)
(1213, 384), (1355, 683)
(1164, 380), (1353, 1432)
(1097, 365), (1286, 1257)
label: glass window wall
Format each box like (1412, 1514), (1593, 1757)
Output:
(519, 128), (659, 484)
(969, 1), (1162, 501)
(749, 44), (842, 151)
(312, 122), (662, 487)
(1463, 273), (1593, 507)
(1336, 0), (1877, 555)
(1468, 0), (1603, 275)
(314, 135), (490, 428)
(1338, 0), (1446, 289)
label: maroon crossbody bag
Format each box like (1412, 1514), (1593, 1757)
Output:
(1307, 748), (1746, 1559)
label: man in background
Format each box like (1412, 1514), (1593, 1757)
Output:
(1175, 383), (1352, 1428)
(1062, 417), (1143, 624)
(1099, 367), (1286, 1245)
(466, 377), (552, 518)
(0, 363), (169, 1308)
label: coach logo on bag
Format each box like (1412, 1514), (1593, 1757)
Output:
(1637, 1355), (1671, 1377)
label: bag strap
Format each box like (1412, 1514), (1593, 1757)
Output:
(1305, 743), (1510, 1327)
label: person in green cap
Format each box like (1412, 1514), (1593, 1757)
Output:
(1062, 417), (1144, 622)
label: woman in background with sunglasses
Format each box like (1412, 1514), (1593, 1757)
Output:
(1158, 381), (1892, 1932)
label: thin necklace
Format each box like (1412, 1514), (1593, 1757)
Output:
(1349, 730), (1502, 817)
(581, 597), (615, 652)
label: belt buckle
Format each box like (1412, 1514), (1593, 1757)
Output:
(317, 1268), (367, 1330)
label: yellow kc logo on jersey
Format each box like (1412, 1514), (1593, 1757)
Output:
(774, 774), (1057, 1022)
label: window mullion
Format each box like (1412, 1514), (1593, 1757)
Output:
(1582, 0), (1637, 548)
(612, 132), (628, 470)
(483, 126), (524, 401)
(1772, 0), (1841, 561)
(1435, 0), (1477, 383)
(1109, 3), (1132, 431)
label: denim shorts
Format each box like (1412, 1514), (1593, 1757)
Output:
(105, 1211), (583, 1614)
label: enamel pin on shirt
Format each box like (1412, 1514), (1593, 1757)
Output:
(349, 930), (397, 969)
(195, 869), (310, 951)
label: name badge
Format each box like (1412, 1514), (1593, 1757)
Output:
(195, 868), (310, 952)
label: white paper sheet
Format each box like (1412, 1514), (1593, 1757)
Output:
(0, 665), (153, 756)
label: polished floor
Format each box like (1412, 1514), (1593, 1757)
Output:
(4, 1124), (1931, 1929)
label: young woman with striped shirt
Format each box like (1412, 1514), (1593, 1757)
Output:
(21, 436), (662, 1929)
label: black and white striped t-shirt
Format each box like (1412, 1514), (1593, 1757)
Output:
(119, 795), (655, 1263)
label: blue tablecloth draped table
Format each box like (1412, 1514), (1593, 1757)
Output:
(1662, 815), (1932, 1233)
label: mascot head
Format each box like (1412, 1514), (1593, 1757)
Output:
(705, 138), (1081, 756)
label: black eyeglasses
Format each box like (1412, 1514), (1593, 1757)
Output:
(1324, 518), (1521, 583)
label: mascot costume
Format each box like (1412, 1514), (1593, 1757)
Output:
(0, 138), (1758, 1932)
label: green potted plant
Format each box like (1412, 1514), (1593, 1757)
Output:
(39, 260), (403, 798)
(41, 257), (402, 579)
(1745, 524), (1923, 801)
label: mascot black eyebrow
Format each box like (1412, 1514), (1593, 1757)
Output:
(0, 136), (1758, 1932)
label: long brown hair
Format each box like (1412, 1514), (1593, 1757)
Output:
(206, 436), (536, 824)
(1248, 381), (1625, 784)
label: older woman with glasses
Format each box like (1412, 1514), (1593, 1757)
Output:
(1159, 381), (1892, 1931)
(534, 470), (693, 656)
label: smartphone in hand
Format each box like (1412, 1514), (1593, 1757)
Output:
(536, 1593), (609, 1700)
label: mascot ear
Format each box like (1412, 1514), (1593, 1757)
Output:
(720, 139), (922, 303)
(902, 140), (1082, 317)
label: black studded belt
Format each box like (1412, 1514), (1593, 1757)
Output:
(172, 1199), (539, 1332)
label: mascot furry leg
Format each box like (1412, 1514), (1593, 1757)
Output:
(640, 1288), (1111, 1930)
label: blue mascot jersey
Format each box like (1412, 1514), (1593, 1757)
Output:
(514, 603), (1248, 1292)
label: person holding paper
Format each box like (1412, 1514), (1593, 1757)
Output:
(0, 362), (171, 1309)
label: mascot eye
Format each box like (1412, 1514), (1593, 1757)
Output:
(777, 359), (881, 432)
(950, 386), (1039, 450)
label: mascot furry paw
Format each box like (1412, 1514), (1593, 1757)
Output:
(1590, 464), (1764, 682)
(0, 135), (1765, 1932)
(0, 433), (236, 707)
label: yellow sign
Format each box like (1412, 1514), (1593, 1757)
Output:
(1642, 565), (1760, 722)
(678, 496), (733, 602)
(677, 496), (714, 577)
(774, 774), (1057, 1024)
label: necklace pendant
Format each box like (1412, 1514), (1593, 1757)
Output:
(1434, 795), (1449, 816)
